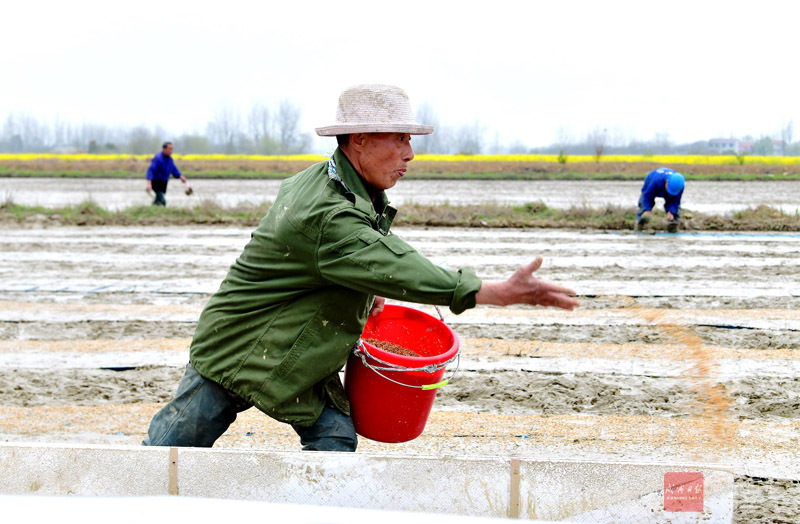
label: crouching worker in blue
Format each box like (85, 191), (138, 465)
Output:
(145, 141), (192, 206)
(635, 167), (685, 233)
(142, 84), (580, 453)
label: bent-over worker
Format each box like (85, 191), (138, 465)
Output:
(635, 167), (685, 233)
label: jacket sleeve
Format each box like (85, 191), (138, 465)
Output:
(146, 157), (157, 180)
(317, 208), (482, 314)
(171, 159), (182, 178)
(665, 191), (682, 215)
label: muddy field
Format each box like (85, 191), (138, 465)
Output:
(5, 177), (800, 214)
(0, 224), (798, 522)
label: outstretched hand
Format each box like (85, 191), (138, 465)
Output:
(475, 256), (579, 310)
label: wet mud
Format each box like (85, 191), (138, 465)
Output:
(3, 367), (797, 422)
(0, 320), (198, 341)
(6, 178), (800, 215)
(1, 224), (798, 522)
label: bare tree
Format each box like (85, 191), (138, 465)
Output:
(77, 123), (116, 152)
(507, 140), (529, 154)
(247, 102), (283, 154)
(275, 99), (306, 153)
(588, 127), (607, 162)
(20, 115), (49, 151)
(207, 106), (242, 153)
(555, 126), (574, 152)
(653, 132), (671, 153)
(488, 131), (503, 154)
(454, 120), (485, 155)
(175, 134), (212, 154)
(0, 113), (51, 152)
(248, 103), (271, 143)
(781, 121), (794, 155)
(412, 102), (444, 154)
(607, 128), (627, 150)
(128, 127), (162, 154)
(1, 114), (19, 152)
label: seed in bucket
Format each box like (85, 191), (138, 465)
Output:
(364, 338), (422, 357)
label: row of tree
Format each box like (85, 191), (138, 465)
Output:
(520, 122), (799, 157)
(0, 100), (312, 155)
(1, 102), (797, 157)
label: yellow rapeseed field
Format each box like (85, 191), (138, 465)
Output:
(1, 153), (799, 165)
(0, 153), (328, 162)
(414, 154), (800, 165)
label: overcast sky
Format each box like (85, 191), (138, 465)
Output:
(2, 0), (799, 151)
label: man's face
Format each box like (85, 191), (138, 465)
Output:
(163, 144), (174, 156)
(358, 133), (414, 190)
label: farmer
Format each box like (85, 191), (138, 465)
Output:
(145, 141), (192, 206)
(142, 84), (579, 452)
(635, 167), (685, 233)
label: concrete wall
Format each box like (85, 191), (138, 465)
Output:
(519, 460), (733, 523)
(0, 442), (170, 496)
(0, 496), (540, 524)
(0, 443), (733, 523)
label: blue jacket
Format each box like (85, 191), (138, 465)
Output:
(146, 152), (182, 181)
(640, 167), (683, 215)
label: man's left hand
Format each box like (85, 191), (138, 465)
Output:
(665, 211), (674, 221)
(475, 256), (579, 310)
(370, 296), (386, 317)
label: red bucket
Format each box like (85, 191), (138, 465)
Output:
(343, 304), (459, 443)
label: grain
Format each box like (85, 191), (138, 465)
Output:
(363, 338), (422, 358)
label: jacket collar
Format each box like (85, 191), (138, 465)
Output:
(332, 148), (395, 233)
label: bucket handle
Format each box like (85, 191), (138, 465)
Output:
(353, 304), (459, 390)
(353, 341), (461, 390)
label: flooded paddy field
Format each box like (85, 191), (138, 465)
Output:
(5, 177), (800, 214)
(0, 224), (798, 522)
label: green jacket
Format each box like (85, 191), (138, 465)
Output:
(189, 148), (482, 426)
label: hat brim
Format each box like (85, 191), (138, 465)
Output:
(315, 123), (434, 136)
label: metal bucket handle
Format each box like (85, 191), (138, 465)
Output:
(353, 306), (461, 390)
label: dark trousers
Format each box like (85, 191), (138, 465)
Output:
(151, 179), (168, 206)
(636, 194), (681, 224)
(152, 192), (167, 206)
(142, 363), (358, 452)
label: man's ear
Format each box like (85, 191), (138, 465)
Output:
(350, 133), (367, 152)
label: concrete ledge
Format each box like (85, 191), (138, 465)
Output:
(0, 443), (733, 523)
(0, 443), (169, 496)
(519, 460), (732, 522)
(178, 449), (510, 516)
(0, 496), (527, 524)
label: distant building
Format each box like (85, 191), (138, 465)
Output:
(51, 146), (83, 154)
(708, 138), (740, 153)
(708, 138), (786, 156)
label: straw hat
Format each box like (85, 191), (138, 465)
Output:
(315, 84), (434, 136)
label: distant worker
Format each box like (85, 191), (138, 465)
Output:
(635, 167), (685, 233)
(145, 141), (192, 206)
